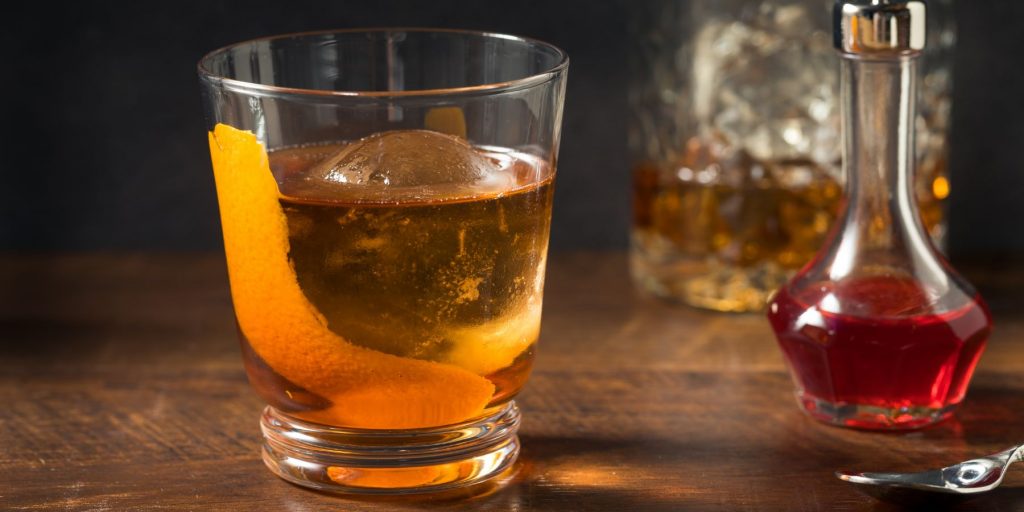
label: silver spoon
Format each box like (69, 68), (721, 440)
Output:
(837, 445), (1024, 506)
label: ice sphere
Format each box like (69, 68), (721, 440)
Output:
(288, 130), (513, 201)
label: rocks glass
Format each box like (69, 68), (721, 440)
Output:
(629, 0), (954, 312)
(199, 29), (567, 494)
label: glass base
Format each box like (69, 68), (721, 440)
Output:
(260, 402), (520, 495)
(630, 252), (788, 313)
(797, 393), (957, 430)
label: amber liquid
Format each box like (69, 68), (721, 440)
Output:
(241, 142), (554, 420)
(631, 140), (947, 312)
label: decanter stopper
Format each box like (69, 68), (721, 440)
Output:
(835, 0), (925, 55)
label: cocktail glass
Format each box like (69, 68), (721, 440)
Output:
(198, 29), (568, 494)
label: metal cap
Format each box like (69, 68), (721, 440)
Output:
(834, 0), (926, 56)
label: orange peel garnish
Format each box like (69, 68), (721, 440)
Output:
(424, 106), (467, 138)
(208, 123), (494, 429)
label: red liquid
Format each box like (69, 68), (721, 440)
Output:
(767, 276), (990, 429)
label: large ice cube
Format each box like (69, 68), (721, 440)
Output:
(288, 130), (513, 201)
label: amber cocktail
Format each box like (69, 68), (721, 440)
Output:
(199, 29), (567, 494)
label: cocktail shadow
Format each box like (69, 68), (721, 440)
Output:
(861, 486), (1024, 512)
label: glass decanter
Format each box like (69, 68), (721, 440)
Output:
(767, 0), (991, 430)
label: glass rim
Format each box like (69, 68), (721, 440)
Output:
(197, 27), (570, 99)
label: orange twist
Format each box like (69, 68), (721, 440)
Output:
(208, 124), (494, 429)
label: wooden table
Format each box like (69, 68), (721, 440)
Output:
(3, 253), (1024, 511)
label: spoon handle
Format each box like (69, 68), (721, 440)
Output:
(1012, 445), (1024, 463)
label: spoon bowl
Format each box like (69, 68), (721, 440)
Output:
(837, 445), (1022, 506)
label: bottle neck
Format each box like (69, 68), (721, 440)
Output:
(842, 54), (919, 245)
(827, 53), (941, 281)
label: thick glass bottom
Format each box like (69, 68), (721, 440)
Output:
(630, 248), (788, 313)
(260, 402), (520, 494)
(797, 392), (957, 430)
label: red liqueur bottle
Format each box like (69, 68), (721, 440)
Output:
(767, 0), (991, 430)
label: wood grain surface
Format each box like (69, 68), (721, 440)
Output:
(2, 252), (1023, 511)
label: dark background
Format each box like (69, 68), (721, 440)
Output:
(1, 1), (1021, 258)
